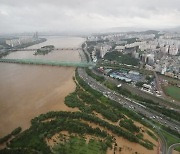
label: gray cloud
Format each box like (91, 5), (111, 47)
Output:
(0, 0), (180, 34)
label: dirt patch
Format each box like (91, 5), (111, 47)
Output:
(107, 135), (158, 154)
(80, 119), (158, 154)
(93, 111), (120, 126)
(46, 130), (103, 150)
(46, 131), (70, 148)
(95, 111), (158, 148)
(134, 121), (158, 144)
(173, 150), (180, 154)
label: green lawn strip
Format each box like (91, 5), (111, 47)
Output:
(53, 136), (106, 154)
(146, 130), (158, 141)
(164, 86), (180, 101)
(175, 146), (180, 152)
(85, 68), (105, 83)
(161, 129), (180, 152)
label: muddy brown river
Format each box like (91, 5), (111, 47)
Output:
(0, 36), (85, 137)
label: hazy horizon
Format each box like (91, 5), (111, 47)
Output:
(1, 0), (180, 34)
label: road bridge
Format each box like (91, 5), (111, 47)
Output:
(0, 58), (95, 68)
(11, 48), (81, 51)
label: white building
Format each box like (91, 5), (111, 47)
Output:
(115, 46), (125, 52)
(146, 54), (155, 65)
(91, 50), (97, 62)
(6, 39), (20, 47)
(161, 66), (167, 74)
(100, 45), (112, 58)
(129, 70), (140, 75)
(169, 45), (179, 55)
(6, 36), (34, 47)
(160, 45), (169, 54)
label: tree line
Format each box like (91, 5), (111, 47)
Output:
(0, 127), (22, 144)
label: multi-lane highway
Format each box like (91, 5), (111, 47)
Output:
(92, 69), (180, 112)
(78, 68), (180, 132)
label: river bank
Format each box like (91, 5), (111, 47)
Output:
(0, 38), (47, 58)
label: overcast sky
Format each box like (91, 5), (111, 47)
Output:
(0, 0), (180, 34)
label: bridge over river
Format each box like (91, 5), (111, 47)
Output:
(0, 58), (95, 68)
(11, 48), (81, 51)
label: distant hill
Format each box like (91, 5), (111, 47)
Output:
(162, 26), (180, 33)
(99, 27), (160, 35)
(104, 27), (147, 33)
(137, 30), (159, 34)
(101, 26), (180, 34)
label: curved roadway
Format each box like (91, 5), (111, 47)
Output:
(167, 143), (180, 154)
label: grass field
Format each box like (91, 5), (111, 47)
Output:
(161, 130), (180, 152)
(164, 85), (180, 102)
(53, 136), (105, 154)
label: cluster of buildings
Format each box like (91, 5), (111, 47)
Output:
(103, 68), (144, 83)
(141, 83), (154, 95)
(98, 67), (158, 95)
(154, 56), (180, 78)
(87, 31), (180, 79)
(89, 42), (112, 62)
(5, 32), (39, 47)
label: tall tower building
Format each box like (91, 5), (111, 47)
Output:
(33, 32), (38, 40)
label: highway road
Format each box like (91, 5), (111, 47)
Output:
(135, 116), (168, 154)
(167, 143), (180, 154)
(92, 69), (180, 112)
(78, 68), (180, 133)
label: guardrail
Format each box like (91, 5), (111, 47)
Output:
(0, 58), (96, 68)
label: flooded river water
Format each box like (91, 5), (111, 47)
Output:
(0, 36), (85, 137)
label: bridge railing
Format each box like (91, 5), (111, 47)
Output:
(0, 58), (95, 68)
(10, 48), (81, 51)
